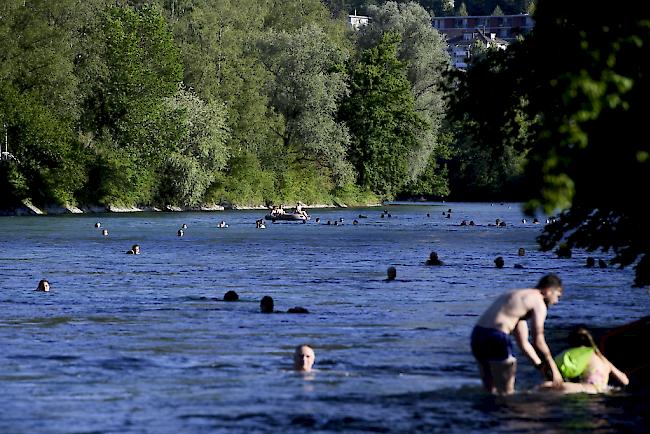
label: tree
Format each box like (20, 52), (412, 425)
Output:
(341, 32), (426, 197)
(157, 88), (230, 206)
(457, 2), (469, 16)
(0, 0), (88, 206)
(492, 5), (504, 15)
(88, 4), (183, 205)
(259, 24), (353, 187)
(358, 2), (450, 188)
(449, 0), (650, 286)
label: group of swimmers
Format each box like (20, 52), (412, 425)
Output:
(39, 211), (630, 385)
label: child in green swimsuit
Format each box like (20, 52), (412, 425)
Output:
(541, 326), (629, 394)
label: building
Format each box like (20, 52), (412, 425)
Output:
(349, 12), (369, 30)
(433, 14), (533, 69)
(447, 28), (509, 69)
(432, 13), (534, 42)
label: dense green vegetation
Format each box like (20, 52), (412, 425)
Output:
(1, 0), (452, 210)
(450, 0), (650, 285)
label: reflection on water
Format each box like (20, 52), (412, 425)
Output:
(0, 203), (648, 433)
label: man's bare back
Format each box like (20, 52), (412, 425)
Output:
(476, 289), (547, 334)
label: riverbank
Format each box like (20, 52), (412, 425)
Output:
(0, 198), (382, 216)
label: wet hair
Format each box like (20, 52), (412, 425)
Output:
(494, 256), (505, 268)
(567, 326), (601, 355)
(223, 290), (239, 302)
(535, 273), (562, 290)
(260, 295), (274, 313)
(386, 266), (396, 280)
(37, 279), (49, 291)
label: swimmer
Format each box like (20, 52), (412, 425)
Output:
(353, 220), (359, 225)
(518, 248), (526, 257)
(218, 221), (228, 228)
(533, 218), (540, 224)
(499, 221), (507, 227)
(426, 213), (431, 218)
(598, 259), (607, 268)
(426, 251), (443, 266)
(182, 223), (188, 229)
(460, 220), (468, 226)
(177, 229), (184, 237)
(287, 307), (309, 314)
(386, 266), (397, 281)
(95, 222), (101, 228)
(471, 274), (565, 395)
(223, 290), (239, 301)
(469, 221), (476, 226)
(102, 229), (109, 236)
(315, 217), (320, 224)
(539, 326), (629, 394)
(36, 279), (50, 292)
(260, 295), (274, 313)
(294, 345), (316, 372)
(586, 257), (595, 268)
(126, 244), (140, 255)
(494, 256), (505, 268)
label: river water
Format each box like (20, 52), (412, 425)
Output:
(1, 203), (648, 433)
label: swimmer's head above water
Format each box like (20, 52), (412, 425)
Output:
(293, 345), (315, 372)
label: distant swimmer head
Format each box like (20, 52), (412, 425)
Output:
(427, 251), (442, 266)
(469, 221), (475, 226)
(182, 224), (188, 229)
(518, 247), (525, 256)
(533, 218), (540, 224)
(102, 229), (109, 236)
(386, 266), (397, 281)
(353, 220), (359, 225)
(223, 290), (239, 302)
(127, 244), (140, 255)
(177, 229), (184, 237)
(380, 213), (385, 218)
(494, 256), (505, 268)
(260, 295), (274, 313)
(426, 213), (431, 217)
(294, 345), (315, 372)
(498, 221), (507, 227)
(460, 220), (468, 226)
(36, 279), (50, 292)
(598, 259), (607, 268)
(94, 222), (101, 228)
(315, 217), (320, 223)
(586, 257), (595, 268)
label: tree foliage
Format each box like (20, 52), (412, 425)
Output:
(341, 32), (426, 197)
(358, 2), (450, 186)
(449, 0), (650, 286)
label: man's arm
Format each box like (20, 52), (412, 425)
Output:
(512, 320), (543, 366)
(530, 303), (563, 385)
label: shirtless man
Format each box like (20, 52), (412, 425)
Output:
(471, 274), (564, 395)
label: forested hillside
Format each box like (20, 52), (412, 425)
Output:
(0, 0), (453, 209)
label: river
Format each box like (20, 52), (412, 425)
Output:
(1, 203), (648, 433)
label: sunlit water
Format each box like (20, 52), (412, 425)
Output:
(1, 203), (648, 433)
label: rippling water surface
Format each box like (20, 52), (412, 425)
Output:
(1, 203), (648, 433)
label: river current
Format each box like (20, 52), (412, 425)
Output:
(1, 203), (648, 433)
